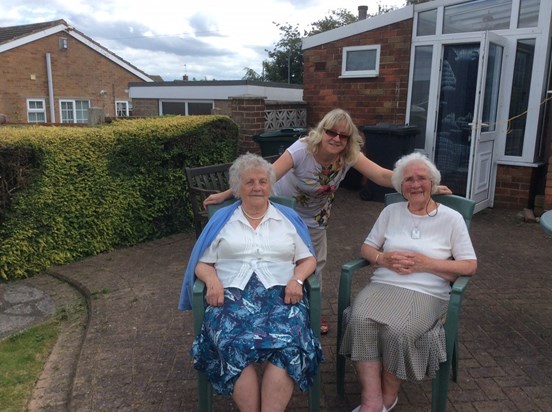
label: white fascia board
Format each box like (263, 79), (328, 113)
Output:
(0, 23), (68, 52)
(302, 5), (414, 50)
(68, 31), (152, 82)
(130, 84), (303, 101)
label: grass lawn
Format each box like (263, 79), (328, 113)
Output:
(0, 319), (60, 412)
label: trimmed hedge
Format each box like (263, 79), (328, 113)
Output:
(0, 116), (239, 280)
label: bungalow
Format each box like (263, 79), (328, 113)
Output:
(0, 19), (152, 124)
(302, 0), (551, 212)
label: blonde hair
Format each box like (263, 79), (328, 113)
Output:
(305, 108), (364, 166)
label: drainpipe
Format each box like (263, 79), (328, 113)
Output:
(46, 53), (55, 123)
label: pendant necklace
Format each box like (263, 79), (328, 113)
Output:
(241, 206), (268, 220)
(407, 205), (423, 239)
(411, 217), (422, 239)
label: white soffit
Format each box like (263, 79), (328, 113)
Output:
(302, 5), (414, 50)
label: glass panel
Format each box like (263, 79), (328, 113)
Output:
(28, 112), (46, 123)
(481, 43), (503, 133)
(162, 101), (186, 115)
(518, 0), (540, 28)
(417, 9), (437, 36)
(188, 102), (213, 115)
(409, 45), (433, 148)
(443, 0), (512, 34)
(434, 43), (480, 196)
(75, 101), (89, 123)
(506, 39), (535, 156)
(346, 49), (377, 71)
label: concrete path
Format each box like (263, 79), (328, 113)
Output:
(2, 188), (552, 411)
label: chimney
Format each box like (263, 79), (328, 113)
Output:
(358, 5), (368, 20)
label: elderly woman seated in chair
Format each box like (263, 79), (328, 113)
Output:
(178, 153), (322, 412)
(340, 152), (477, 412)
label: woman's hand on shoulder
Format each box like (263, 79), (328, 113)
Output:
(435, 185), (452, 195)
(203, 191), (230, 208)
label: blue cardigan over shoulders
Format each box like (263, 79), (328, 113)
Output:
(178, 200), (314, 311)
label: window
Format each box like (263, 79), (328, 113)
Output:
(27, 99), (46, 123)
(506, 39), (535, 156)
(408, 46), (433, 149)
(60, 100), (90, 123)
(340, 45), (380, 78)
(417, 9), (437, 36)
(443, 0), (512, 34)
(518, 0), (540, 28)
(116, 101), (130, 117)
(160, 100), (213, 116)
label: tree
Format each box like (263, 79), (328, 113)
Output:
(242, 67), (263, 81)
(263, 6), (399, 84)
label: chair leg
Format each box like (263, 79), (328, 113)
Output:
(452, 338), (459, 382)
(336, 353), (346, 398)
(431, 358), (452, 412)
(308, 371), (321, 412)
(197, 372), (212, 412)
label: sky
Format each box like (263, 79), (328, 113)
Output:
(1, 0), (407, 82)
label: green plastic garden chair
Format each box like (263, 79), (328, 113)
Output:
(192, 195), (321, 412)
(336, 192), (476, 412)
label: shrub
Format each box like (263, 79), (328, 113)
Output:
(0, 116), (239, 280)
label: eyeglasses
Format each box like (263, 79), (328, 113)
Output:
(402, 176), (431, 186)
(324, 128), (351, 140)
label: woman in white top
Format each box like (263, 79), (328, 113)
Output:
(188, 153), (322, 412)
(339, 152), (477, 412)
(204, 109), (451, 334)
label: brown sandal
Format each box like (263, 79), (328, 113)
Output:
(320, 318), (329, 335)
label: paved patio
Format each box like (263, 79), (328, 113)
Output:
(23, 187), (552, 411)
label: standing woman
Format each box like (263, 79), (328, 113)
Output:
(205, 109), (451, 334)
(179, 153), (322, 411)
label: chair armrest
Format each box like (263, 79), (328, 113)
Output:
(306, 275), (321, 338)
(337, 258), (370, 346)
(192, 279), (206, 335)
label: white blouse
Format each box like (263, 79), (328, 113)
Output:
(199, 204), (313, 290)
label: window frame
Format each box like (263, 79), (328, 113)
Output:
(340, 45), (381, 78)
(115, 100), (130, 117)
(59, 99), (90, 124)
(27, 98), (47, 123)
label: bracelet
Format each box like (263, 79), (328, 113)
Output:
(375, 253), (382, 265)
(294, 278), (304, 286)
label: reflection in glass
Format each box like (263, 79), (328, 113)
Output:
(518, 0), (540, 28)
(443, 0), (512, 34)
(506, 39), (535, 156)
(417, 9), (437, 36)
(409, 46), (433, 149)
(482, 43), (503, 133)
(346, 50), (377, 71)
(434, 43), (480, 196)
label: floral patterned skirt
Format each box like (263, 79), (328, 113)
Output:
(191, 274), (323, 395)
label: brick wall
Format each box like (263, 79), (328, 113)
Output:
(0, 34), (146, 123)
(230, 97), (265, 154)
(132, 99), (158, 117)
(494, 165), (539, 209)
(303, 19), (413, 127)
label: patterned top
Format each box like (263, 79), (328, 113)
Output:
(273, 138), (351, 230)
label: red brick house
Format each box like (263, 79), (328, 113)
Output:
(0, 19), (152, 124)
(302, 0), (552, 212)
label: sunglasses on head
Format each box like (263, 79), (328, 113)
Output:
(324, 128), (351, 140)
